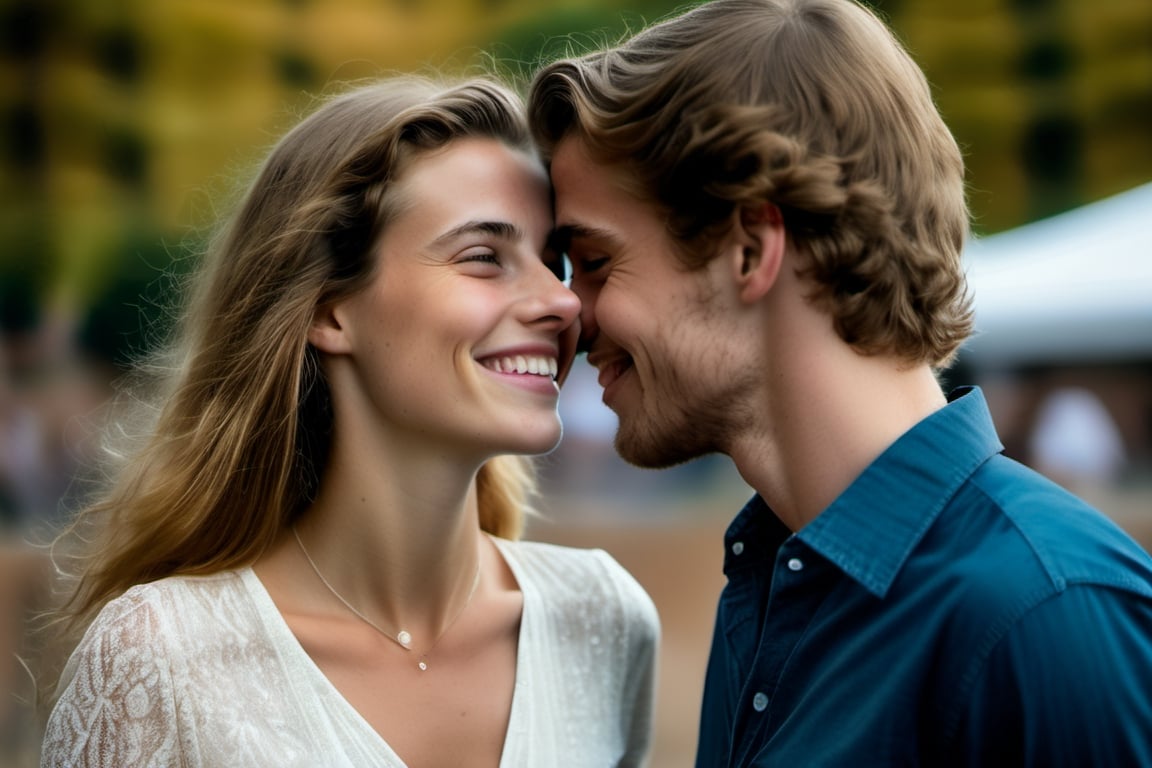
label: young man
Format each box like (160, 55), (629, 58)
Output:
(528, 0), (1152, 765)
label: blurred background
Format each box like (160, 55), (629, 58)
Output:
(1, 0), (1150, 765)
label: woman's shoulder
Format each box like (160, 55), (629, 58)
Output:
(497, 537), (630, 583)
(496, 538), (659, 629)
(97, 570), (245, 624)
(118, 570), (244, 602)
(53, 571), (263, 710)
(44, 570), (298, 765)
(72, 570), (251, 661)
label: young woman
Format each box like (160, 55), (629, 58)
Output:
(41, 76), (658, 767)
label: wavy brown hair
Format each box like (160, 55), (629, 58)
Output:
(529, 0), (973, 367)
(54, 76), (538, 634)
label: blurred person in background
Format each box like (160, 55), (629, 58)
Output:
(528, 0), (1152, 764)
(1028, 386), (1128, 491)
(39, 75), (657, 767)
(0, 334), (56, 532)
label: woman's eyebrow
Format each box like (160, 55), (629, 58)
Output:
(432, 220), (521, 245)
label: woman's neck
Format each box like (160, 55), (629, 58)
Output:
(291, 427), (488, 647)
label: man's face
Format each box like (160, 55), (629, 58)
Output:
(550, 137), (755, 467)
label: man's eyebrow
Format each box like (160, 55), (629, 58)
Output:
(432, 220), (521, 245)
(552, 223), (624, 250)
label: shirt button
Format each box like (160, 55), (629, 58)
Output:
(752, 692), (769, 712)
(787, 557), (804, 572)
(731, 541), (745, 556)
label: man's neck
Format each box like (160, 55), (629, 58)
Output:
(729, 352), (947, 533)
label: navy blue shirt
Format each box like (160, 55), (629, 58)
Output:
(696, 387), (1152, 767)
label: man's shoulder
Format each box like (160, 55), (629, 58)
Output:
(895, 453), (1152, 648)
(963, 454), (1152, 596)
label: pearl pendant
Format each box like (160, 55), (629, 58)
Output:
(418, 661), (428, 671)
(397, 630), (412, 648)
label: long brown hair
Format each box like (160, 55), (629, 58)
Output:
(56, 76), (538, 634)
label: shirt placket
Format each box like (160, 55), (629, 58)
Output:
(731, 537), (827, 768)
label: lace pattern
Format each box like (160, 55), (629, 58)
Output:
(41, 539), (659, 767)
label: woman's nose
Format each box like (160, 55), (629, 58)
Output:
(527, 262), (582, 329)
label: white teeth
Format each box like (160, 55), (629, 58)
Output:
(483, 355), (559, 378)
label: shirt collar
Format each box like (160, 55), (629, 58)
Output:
(794, 386), (1004, 598)
(722, 493), (791, 575)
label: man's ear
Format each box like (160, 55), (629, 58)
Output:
(732, 202), (786, 304)
(307, 301), (353, 354)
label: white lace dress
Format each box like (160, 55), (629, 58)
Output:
(41, 538), (659, 767)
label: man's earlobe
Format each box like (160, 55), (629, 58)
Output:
(307, 302), (352, 354)
(736, 202), (785, 303)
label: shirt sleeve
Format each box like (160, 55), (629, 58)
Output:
(949, 583), (1152, 767)
(41, 589), (184, 768)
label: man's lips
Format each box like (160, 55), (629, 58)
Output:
(590, 352), (633, 392)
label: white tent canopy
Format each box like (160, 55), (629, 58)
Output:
(960, 181), (1152, 368)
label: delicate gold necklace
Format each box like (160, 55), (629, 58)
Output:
(292, 525), (481, 671)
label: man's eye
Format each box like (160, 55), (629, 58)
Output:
(579, 256), (609, 274)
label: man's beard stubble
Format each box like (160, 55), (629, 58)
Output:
(611, 367), (754, 470)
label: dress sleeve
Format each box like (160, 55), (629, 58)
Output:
(41, 588), (184, 768)
(948, 584), (1152, 767)
(594, 550), (661, 768)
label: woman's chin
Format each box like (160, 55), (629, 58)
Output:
(506, 421), (565, 458)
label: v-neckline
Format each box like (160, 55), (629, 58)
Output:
(241, 535), (531, 767)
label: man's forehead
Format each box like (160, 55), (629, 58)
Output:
(551, 138), (648, 216)
(552, 136), (636, 184)
(550, 135), (597, 184)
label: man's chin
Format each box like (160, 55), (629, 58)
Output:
(614, 428), (706, 470)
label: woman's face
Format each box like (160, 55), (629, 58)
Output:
(320, 137), (580, 461)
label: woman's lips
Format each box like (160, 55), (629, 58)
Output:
(479, 354), (559, 378)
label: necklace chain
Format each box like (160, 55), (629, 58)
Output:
(292, 525), (481, 671)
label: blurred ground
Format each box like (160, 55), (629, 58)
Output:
(2, 481), (1149, 768)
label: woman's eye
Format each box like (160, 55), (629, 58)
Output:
(460, 250), (501, 266)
